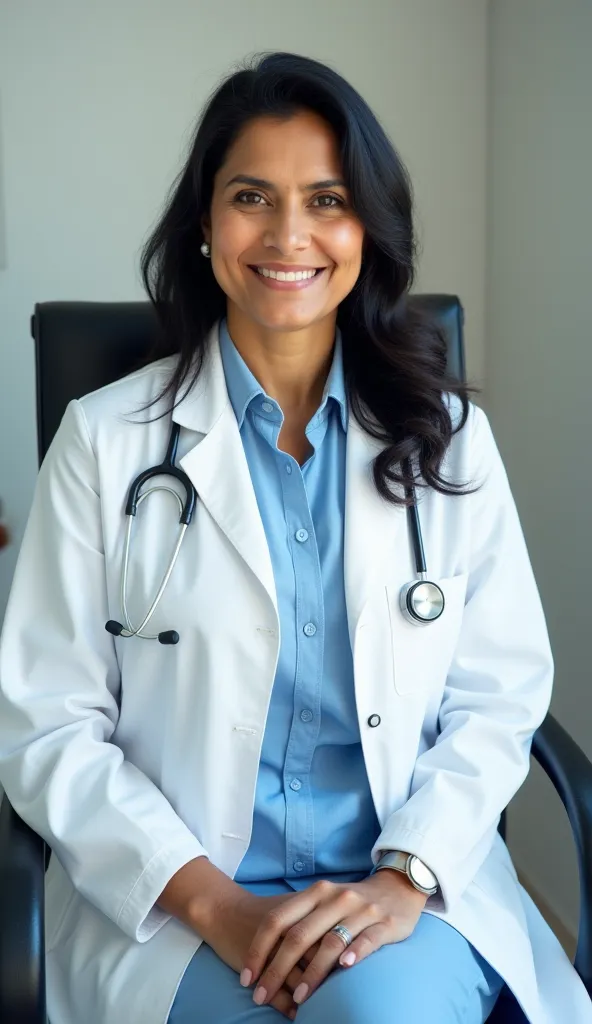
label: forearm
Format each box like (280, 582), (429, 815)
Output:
(156, 855), (243, 938)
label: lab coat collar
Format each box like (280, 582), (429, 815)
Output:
(170, 320), (231, 436)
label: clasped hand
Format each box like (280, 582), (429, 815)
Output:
(239, 870), (427, 1016)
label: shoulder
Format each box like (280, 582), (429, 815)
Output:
(443, 392), (503, 488)
(76, 355), (179, 435)
(41, 356), (180, 480)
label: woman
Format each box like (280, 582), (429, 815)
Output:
(0, 51), (588, 1024)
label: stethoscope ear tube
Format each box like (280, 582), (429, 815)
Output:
(105, 420), (197, 643)
(125, 422), (196, 525)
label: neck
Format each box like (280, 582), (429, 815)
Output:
(225, 304), (337, 423)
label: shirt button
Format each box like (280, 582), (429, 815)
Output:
(303, 622), (317, 637)
(293, 861), (305, 872)
(300, 709), (313, 722)
(290, 778), (302, 791)
(368, 714), (382, 728)
(261, 401), (274, 413)
(285, 464), (292, 475)
(295, 529), (309, 543)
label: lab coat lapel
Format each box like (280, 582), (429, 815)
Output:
(344, 411), (408, 649)
(171, 322), (278, 617)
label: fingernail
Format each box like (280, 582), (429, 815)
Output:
(240, 968), (252, 987)
(253, 986), (267, 1005)
(340, 951), (356, 966)
(293, 983), (309, 1004)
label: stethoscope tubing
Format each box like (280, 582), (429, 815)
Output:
(106, 425), (446, 642)
(119, 487), (189, 639)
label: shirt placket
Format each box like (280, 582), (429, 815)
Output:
(280, 416), (328, 879)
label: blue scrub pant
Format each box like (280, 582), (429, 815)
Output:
(168, 880), (505, 1023)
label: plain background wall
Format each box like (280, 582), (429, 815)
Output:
(486, 0), (592, 940)
(0, 0), (488, 619)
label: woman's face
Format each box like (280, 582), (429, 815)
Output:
(203, 110), (365, 332)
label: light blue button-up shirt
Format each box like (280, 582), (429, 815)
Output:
(218, 319), (381, 891)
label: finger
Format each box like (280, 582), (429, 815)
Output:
(243, 886), (322, 985)
(269, 985), (299, 1021)
(300, 940), (321, 969)
(284, 963), (305, 993)
(337, 921), (397, 969)
(254, 887), (360, 1005)
(293, 907), (383, 1005)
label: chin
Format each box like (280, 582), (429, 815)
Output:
(248, 305), (324, 333)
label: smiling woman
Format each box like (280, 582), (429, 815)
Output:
(0, 48), (581, 1024)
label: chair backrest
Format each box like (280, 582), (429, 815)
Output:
(30, 294), (466, 461)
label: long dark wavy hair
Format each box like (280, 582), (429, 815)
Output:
(140, 51), (480, 506)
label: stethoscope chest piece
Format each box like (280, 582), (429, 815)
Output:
(400, 578), (445, 625)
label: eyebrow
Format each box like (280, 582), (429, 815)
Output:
(224, 174), (346, 192)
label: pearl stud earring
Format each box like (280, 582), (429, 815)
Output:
(200, 242), (211, 258)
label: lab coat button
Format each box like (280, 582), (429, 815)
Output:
(300, 709), (313, 722)
(296, 529), (309, 543)
(290, 778), (302, 791)
(293, 861), (305, 872)
(368, 714), (381, 728)
(303, 622), (317, 637)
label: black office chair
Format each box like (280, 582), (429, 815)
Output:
(1, 296), (591, 1023)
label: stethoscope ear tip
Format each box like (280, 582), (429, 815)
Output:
(158, 630), (180, 645)
(105, 620), (124, 637)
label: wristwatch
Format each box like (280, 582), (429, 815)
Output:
(371, 850), (439, 896)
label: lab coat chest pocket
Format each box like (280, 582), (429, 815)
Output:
(386, 573), (469, 695)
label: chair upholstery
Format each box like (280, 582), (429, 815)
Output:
(1, 296), (591, 1023)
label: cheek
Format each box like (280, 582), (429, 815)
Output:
(209, 214), (255, 296)
(213, 212), (255, 263)
(326, 222), (364, 272)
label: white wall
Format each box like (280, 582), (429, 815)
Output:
(486, 0), (592, 939)
(0, 0), (488, 618)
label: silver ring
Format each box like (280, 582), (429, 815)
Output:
(330, 924), (353, 948)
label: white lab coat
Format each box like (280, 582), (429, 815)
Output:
(0, 321), (589, 1024)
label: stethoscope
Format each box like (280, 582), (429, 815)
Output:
(105, 421), (197, 645)
(105, 424), (445, 645)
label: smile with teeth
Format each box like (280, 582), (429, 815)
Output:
(253, 267), (322, 281)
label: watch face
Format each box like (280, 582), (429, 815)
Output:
(408, 856), (437, 891)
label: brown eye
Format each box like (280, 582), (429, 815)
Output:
(235, 191), (267, 205)
(312, 194), (345, 208)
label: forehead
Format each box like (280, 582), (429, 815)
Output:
(216, 111), (343, 184)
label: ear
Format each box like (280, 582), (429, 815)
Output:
(200, 213), (211, 244)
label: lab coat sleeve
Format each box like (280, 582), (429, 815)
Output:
(0, 400), (208, 942)
(371, 402), (554, 911)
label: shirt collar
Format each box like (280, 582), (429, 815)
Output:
(218, 317), (348, 432)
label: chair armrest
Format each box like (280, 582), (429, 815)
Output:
(0, 794), (47, 1023)
(531, 713), (592, 995)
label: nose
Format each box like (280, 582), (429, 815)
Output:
(262, 199), (311, 255)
